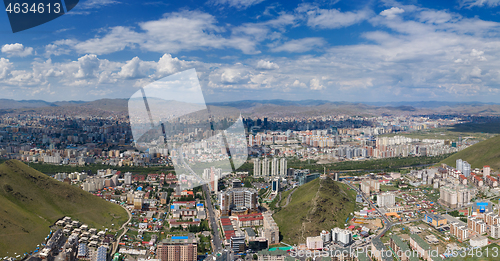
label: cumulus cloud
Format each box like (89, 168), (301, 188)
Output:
(118, 57), (155, 79)
(220, 68), (249, 84)
(0, 58), (12, 79)
(380, 7), (405, 19)
(1, 43), (33, 57)
(256, 60), (279, 70)
(310, 78), (324, 90)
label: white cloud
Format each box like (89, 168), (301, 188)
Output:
(64, 11), (260, 55)
(459, 0), (500, 8)
(210, 0), (264, 9)
(310, 78), (324, 90)
(270, 37), (326, 53)
(73, 26), (143, 55)
(220, 68), (249, 84)
(380, 7), (405, 19)
(118, 57), (156, 79)
(292, 80), (307, 88)
(79, 0), (120, 9)
(0, 58), (12, 79)
(298, 4), (372, 29)
(155, 54), (192, 77)
(74, 54), (101, 79)
(470, 67), (482, 77)
(1, 43), (33, 57)
(256, 60), (279, 70)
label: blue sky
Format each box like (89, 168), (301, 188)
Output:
(2, 0), (500, 102)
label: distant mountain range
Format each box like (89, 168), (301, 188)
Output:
(2, 98), (500, 116)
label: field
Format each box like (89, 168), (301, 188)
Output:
(26, 162), (174, 175)
(441, 135), (500, 170)
(0, 160), (128, 256)
(380, 121), (499, 141)
(286, 154), (451, 174)
(273, 178), (356, 245)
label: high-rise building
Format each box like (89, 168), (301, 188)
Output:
(491, 224), (500, 239)
(253, 158), (261, 176)
(439, 185), (475, 208)
(262, 158), (269, 176)
(271, 158), (279, 176)
(338, 230), (352, 246)
(484, 165), (491, 176)
(271, 178), (280, 193)
(280, 158), (287, 176)
(457, 159), (463, 172)
(218, 188), (258, 215)
(157, 235), (197, 261)
(377, 192), (395, 208)
(463, 161), (471, 177)
(262, 212), (279, 245)
(124, 172), (132, 185)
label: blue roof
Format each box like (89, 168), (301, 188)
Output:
(172, 236), (189, 240)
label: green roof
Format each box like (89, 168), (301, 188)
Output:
(410, 234), (430, 250)
(269, 247), (293, 251)
(258, 249), (289, 256)
(390, 235), (419, 261)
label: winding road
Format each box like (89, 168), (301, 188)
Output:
(111, 204), (132, 255)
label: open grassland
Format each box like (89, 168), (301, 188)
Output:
(442, 135), (500, 170)
(381, 121), (500, 141)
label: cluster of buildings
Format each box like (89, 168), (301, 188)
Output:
(253, 158), (287, 177)
(35, 217), (111, 261)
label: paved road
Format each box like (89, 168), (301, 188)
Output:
(283, 188), (297, 208)
(111, 204), (132, 255)
(203, 184), (223, 252)
(343, 181), (392, 238)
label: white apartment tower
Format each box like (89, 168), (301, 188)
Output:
(271, 158), (279, 176)
(253, 158), (261, 176)
(280, 158), (287, 176)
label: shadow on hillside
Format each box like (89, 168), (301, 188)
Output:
(448, 121), (500, 134)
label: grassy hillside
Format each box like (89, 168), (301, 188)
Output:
(0, 160), (128, 256)
(273, 178), (356, 245)
(441, 135), (500, 170)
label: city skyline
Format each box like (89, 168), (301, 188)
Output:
(2, 0), (500, 102)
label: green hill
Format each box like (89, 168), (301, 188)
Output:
(0, 160), (128, 256)
(273, 178), (356, 245)
(441, 135), (500, 170)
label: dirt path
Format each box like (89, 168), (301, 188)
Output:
(300, 180), (322, 241)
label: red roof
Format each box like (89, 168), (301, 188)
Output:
(173, 201), (196, 205)
(238, 213), (262, 218)
(240, 216), (264, 222)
